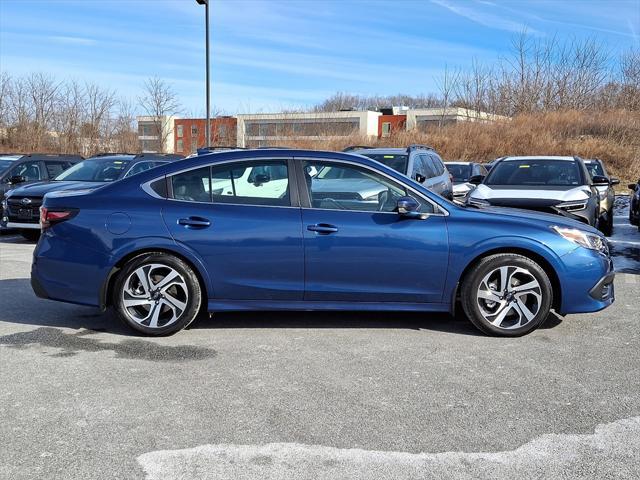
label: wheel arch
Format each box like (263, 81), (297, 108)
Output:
(451, 246), (562, 313)
(100, 247), (210, 311)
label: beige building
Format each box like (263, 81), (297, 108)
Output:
(236, 111), (381, 148)
(406, 108), (508, 131)
(137, 115), (177, 153)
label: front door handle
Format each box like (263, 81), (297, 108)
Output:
(178, 216), (211, 229)
(307, 223), (338, 234)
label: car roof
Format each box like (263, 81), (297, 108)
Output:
(500, 156), (577, 162)
(351, 148), (409, 155)
(445, 161), (475, 165)
(582, 158), (602, 164)
(86, 154), (137, 161)
(0, 154), (23, 161)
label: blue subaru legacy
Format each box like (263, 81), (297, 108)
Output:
(31, 149), (615, 337)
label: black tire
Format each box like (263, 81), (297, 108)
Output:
(20, 230), (40, 241)
(112, 252), (202, 336)
(600, 214), (613, 237)
(460, 253), (553, 337)
(630, 211), (639, 226)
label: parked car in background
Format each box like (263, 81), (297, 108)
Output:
(466, 156), (605, 228)
(629, 178), (640, 228)
(344, 145), (453, 199)
(2, 153), (183, 240)
(445, 161), (488, 201)
(1, 153), (83, 232)
(583, 158), (619, 236)
(32, 149), (614, 338)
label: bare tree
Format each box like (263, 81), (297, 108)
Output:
(138, 77), (181, 152)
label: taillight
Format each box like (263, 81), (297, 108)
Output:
(40, 207), (78, 230)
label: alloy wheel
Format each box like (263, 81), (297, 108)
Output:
(476, 265), (542, 330)
(121, 263), (189, 329)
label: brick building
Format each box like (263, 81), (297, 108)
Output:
(173, 117), (237, 155)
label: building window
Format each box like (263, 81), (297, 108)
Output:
(177, 125), (183, 138)
(177, 139), (184, 152)
(191, 125), (198, 136)
(191, 139), (198, 152)
(381, 122), (391, 137)
(218, 124), (227, 138)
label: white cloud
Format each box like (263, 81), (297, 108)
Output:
(430, 0), (539, 34)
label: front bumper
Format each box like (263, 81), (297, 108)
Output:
(6, 221), (40, 229)
(557, 247), (615, 315)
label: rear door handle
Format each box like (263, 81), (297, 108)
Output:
(307, 223), (338, 234)
(178, 216), (211, 229)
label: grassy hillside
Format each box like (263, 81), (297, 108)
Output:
(291, 110), (640, 186)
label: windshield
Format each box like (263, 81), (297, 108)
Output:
(584, 162), (604, 178)
(360, 154), (408, 174)
(447, 164), (472, 182)
(0, 156), (21, 174)
(485, 159), (583, 186)
(55, 158), (131, 182)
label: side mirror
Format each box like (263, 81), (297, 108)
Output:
(8, 175), (26, 185)
(414, 173), (426, 184)
(610, 177), (620, 186)
(630, 183), (639, 191)
(592, 175), (609, 186)
(468, 174), (485, 185)
(252, 173), (270, 186)
(397, 196), (427, 219)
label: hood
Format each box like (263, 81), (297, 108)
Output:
(465, 204), (600, 234)
(5, 181), (106, 198)
(471, 184), (591, 202)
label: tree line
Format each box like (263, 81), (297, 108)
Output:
(314, 33), (640, 117)
(0, 74), (181, 156)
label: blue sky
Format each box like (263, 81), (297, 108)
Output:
(1, 0), (638, 115)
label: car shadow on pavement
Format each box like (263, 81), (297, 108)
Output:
(0, 278), (564, 337)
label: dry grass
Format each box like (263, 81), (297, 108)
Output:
(285, 109), (640, 185)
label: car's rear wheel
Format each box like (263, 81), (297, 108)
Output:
(113, 253), (202, 336)
(20, 230), (40, 241)
(461, 254), (553, 336)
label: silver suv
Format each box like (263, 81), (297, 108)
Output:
(345, 145), (453, 199)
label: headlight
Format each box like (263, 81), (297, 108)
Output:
(556, 200), (587, 212)
(467, 197), (490, 207)
(552, 226), (608, 254)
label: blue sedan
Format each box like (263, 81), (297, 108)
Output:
(31, 149), (615, 336)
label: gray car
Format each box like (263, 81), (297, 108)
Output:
(344, 145), (453, 200)
(583, 158), (619, 236)
(466, 156), (606, 227)
(445, 161), (488, 201)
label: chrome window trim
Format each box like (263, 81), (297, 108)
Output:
(141, 155), (449, 216)
(294, 156), (449, 216)
(142, 156), (296, 208)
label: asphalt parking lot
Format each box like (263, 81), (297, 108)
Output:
(1, 202), (639, 479)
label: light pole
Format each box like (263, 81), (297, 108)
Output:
(196, 0), (210, 147)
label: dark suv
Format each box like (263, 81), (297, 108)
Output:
(0, 153), (83, 233)
(629, 178), (640, 229)
(2, 153), (183, 240)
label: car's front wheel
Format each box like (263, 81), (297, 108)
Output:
(460, 253), (553, 336)
(113, 253), (202, 335)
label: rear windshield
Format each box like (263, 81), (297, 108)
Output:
(485, 159), (583, 186)
(360, 154), (408, 174)
(447, 164), (472, 182)
(55, 158), (131, 182)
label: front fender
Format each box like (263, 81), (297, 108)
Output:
(445, 234), (568, 311)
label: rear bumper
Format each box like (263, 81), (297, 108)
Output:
(31, 233), (110, 307)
